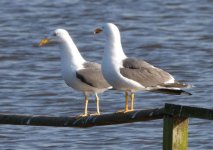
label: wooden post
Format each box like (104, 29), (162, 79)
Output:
(163, 116), (188, 150)
(0, 108), (164, 128)
(163, 103), (213, 120)
(0, 103), (212, 149)
(163, 104), (191, 150)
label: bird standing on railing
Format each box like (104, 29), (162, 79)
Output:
(94, 23), (191, 112)
(39, 29), (111, 116)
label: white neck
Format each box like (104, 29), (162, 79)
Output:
(60, 35), (85, 69)
(103, 32), (127, 64)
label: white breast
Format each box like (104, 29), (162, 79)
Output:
(101, 23), (145, 91)
(102, 55), (144, 91)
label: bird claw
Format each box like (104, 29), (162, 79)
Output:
(89, 112), (101, 116)
(76, 112), (101, 117)
(77, 113), (89, 117)
(116, 109), (133, 113)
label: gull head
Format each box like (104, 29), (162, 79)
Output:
(94, 23), (121, 42)
(39, 29), (70, 46)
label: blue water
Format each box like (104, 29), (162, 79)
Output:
(0, 0), (212, 149)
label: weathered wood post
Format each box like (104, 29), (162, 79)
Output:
(163, 115), (188, 150)
(163, 103), (213, 150)
(163, 104), (189, 150)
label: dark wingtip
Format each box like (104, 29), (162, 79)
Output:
(150, 89), (192, 96)
(180, 91), (192, 96)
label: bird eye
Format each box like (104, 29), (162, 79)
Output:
(53, 33), (57, 36)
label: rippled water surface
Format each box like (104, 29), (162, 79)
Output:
(0, 0), (213, 149)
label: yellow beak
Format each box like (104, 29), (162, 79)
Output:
(39, 38), (51, 46)
(94, 28), (103, 34)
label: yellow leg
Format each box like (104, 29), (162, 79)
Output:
(130, 92), (135, 111)
(89, 93), (101, 116)
(82, 95), (89, 116)
(125, 91), (129, 112)
(116, 91), (129, 113)
(95, 93), (100, 115)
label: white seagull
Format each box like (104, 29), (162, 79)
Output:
(94, 23), (191, 112)
(39, 29), (111, 116)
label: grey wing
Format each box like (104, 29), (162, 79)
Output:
(122, 58), (154, 69)
(120, 58), (173, 87)
(76, 68), (111, 89)
(83, 61), (100, 69)
(159, 82), (191, 89)
(120, 67), (173, 87)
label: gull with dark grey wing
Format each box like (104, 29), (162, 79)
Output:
(39, 29), (111, 116)
(94, 23), (192, 112)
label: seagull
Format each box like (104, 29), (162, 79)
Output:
(39, 29), (111, 116)
(94, 23), (191, 112)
